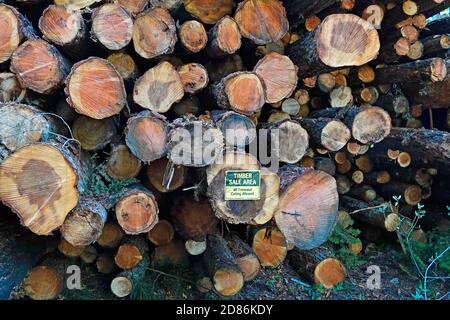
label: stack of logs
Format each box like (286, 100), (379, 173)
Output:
(0, 0), (449, 299)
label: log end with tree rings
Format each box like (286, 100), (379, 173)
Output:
(107, 52), (137, 81)
(314, 258), (346, 289)
(252, 226), (288, 268)
(23, 266), (64, 300)
(0, 144), (79, 235)
(115, 186), (159, 235)
(0, 72), (26, 102)
(275, 167), (339, 249)
(115, 244), (143, 269)
(65, 57), (126, 119)
(146, 157), (185, 193)
(91, 4), (133, 51)
(147, 219), (174, 246)
(72, 116), (116, 151)
(316, 14), (380, 68)
(133, 61), (184, 113)
(179, 20), (208, 53)
(38, 5), (84, 48)
(133, 7), (177, 59)
(178, 63), (209, 94)
(97, 223), (124, 249)
(125, 112), (169, 163)
(273, 119), (309, 164)
(106, 144), (142, 180)
(321, 120), (351, 152)
(115, 0), (149, 15)
(0, 4), (25, 64)
(208, 15), (241, 57)
(234, 0), (289, 45)
(184, 0), (234, 24)
(352, 106), (391, 144)
(10, 39), (69, 94)
(430, 57), (447, 82)
(254, 52), (298, 104)
(215, 111), (257, 148)
(54, 0), (102, 10)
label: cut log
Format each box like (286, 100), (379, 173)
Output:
(204, 234), (244, 296)
(97, 222), (124, 248)
(96, 252), (116, 274)
(0, 143), (79, 235)
(355, 86), (379, 104)
(146, 157), (185, 192)
(185, 239), (207, 255)
(150, 0), (182, 12)
(310, 105), (392, 145)
(330, 86), (354, 108)
(211, 71), (265, 115)
(125, 111), (169, 163)
(111, 249), (149, 298)
(133, 7), (177, 59)
(133, 61), (184, 113)
(115, 185), (159, 235)
(364, 170), (391, 185)
(0, 103), (52, 152)
(0, 4), (35, 64)
(114, 0), (149, 15)
(61, 197), (107, 246)
(167, 116), (224, 167)
(0, 220), (56, 299)
(224, 233), (260, 281)
(421, 34), (450, 58)
(106, 143), (142, 180)
(184, 0), (233, 24)
(317, 73), (336, 92)
(170, 196), (218, 241)
(10, 39), (70, 94)
(234, 0), (289, 45)
(275, 165), (339, 249)
(65, 57), (126, 119)
(91, 3), (133, 51)
(206, 151), (279, 224)
(286, 14), (380, 77)
(348, 184), (377, 202)
(54, 0), (102, 10)
(283, 0), (337, 31)
(38, 4), (86, 58)
(22, 265), (64, 300)
(179, 20), (208, 53)
(299, 118), (350, 152)
(0, 72), (25, 102)
(251, 226), (288, 268)
(374, 57), (448, 84)
(151, 239), (188, 267)
(374, 180), (422, 206)
(80, 245), (97, 264)
(147, 219), (174, 246)
(341, 196), (399, 231)
(253, 52), (298, 104)
(289, 246), (346, 288)
(115, 237), (147, 269)
(107, 52), (138, 81)
(58, 238), (84, 257)
(72, 116), (116, 151)
(212, 110), (257, 148)
(178, 63), (209, 94)
(402, 75), (450, 108)
(207, 16), (241, 58)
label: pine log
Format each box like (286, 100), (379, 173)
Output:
(341, 196), (399, 231)
(234, 0), (289, 45)
(170, 196), (218, 241)
(298, 118), (350, 152)
(211, 71), (265, 115)
(310, 105), (392, 145)
(125, 111), (169, 163)
(0, 4), (36, 64)
(91, 3), (133, 51)
(149, 0), (183, 12)
(185, 239), (207, 255)
(54, 0), (102, 10)
(374, 57), (449, 84)
(167, 116), (224, 167)
(275, 165), (339, 249)
(97, 222), (124, 249)
(204, 234), (244, 296)
(38, 4), (87, 58)
(146, 157), (185, 193)
(57, 238), (84, 257)
(147, 219), (174, 246)
(317, 73), (336, 93)
(289, 247), (346, 288)
(80, 245), (97, 264)
(107, 52), (138, 81)
(184, 0), (233, 24)
(421, 34), (450, 58)
(115, 185), (159, 235)
(206, 151), (279, 224)
(106, 143), (142, 179)
(11, 39), (70, 94)
(133, 61), (184, 113)
(72, 115), (116, 151)
(22, 265), (64, 300)
(374, 180), (423, 205)
(286, 14), (380, 77)
(251, 225), (288, 268)
(207, 15), (241, 58)
(133, 7), (177, 59)
(178, 63), (209, 94)
(355, 86), (379, 104)
(330, 85), (354, 108)
(224, 233), (260, 281)
(212, 110), (257, 148)
(113, 0), (149, 15)
(0, 143), (79, 235)
(115, 236), (147, 269)
(179, 20), (208, 53)
(348, 184), (377, 202)
(65, 57), (126, 119)
(111, 249), (149, 298)
(60, 197), (107, 246)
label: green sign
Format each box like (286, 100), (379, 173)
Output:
(224, 170), (260, 201)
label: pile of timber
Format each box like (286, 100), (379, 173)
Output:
(0, 0), (449, 300)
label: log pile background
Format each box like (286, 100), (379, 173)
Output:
(0, 0), (449, 300)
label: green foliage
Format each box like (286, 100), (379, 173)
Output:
(327, 222), (366, 269)
(85, 163), (138, 199)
